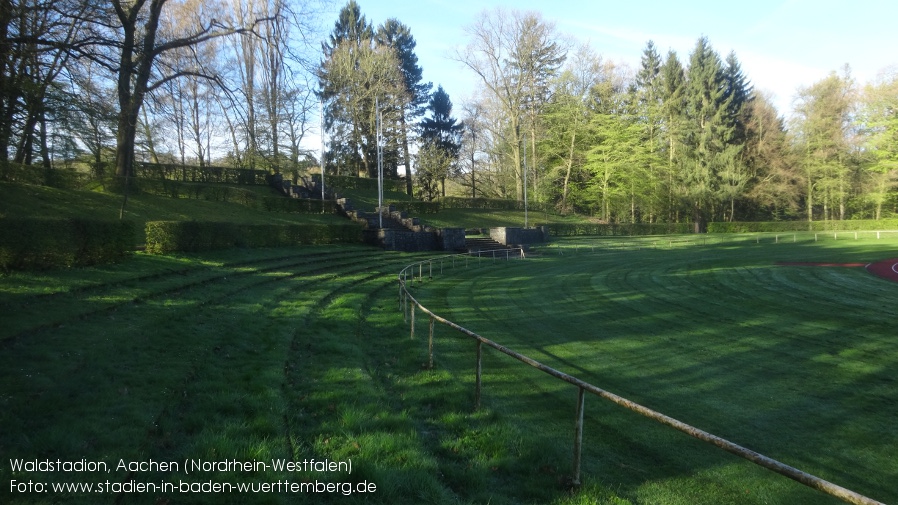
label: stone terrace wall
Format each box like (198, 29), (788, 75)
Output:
(490, 227), (548, 246)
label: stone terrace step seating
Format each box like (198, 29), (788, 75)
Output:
(336, 199), (465, 252)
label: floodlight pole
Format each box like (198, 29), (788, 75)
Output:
(376, 97), (384, 229)
(523, 142), (529, 228)
(319, 98), (325, 205)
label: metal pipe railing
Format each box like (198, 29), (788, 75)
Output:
(397, 252), (886, 505)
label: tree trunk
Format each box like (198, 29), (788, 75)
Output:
(693, 202), (703, 234)
(513, 121), (523, 201)
(561, 132), (575, 211)
(38, 109), (51, 169)
(0, 0), (14, 163)
(401, 113), (412, 195)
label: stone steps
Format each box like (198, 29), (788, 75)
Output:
(464, 236), (509, 253)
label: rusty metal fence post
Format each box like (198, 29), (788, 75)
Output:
(410, 303), (415, 340)
(475, 340), (483, 411)
(428, 316), (435, 369)
(572, 387), (586, 486)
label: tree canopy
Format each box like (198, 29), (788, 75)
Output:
(2, 2), (896, 222)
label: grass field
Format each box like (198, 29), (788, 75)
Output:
(2, 242), (636, 505)
(0, 182), (349, 245)
(3, 235), (895, 504)
(2, 177), (897, 504)
(407, 234), (898, 504)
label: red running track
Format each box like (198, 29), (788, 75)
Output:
(865, 258), (898, 283)
(777, 259), (898, 283)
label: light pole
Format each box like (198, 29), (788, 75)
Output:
(319, 98), (325, 205)
(376, 97), (384, 229)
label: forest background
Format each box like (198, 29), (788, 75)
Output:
(2, 0), (897, 229)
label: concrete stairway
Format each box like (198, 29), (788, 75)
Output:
(464, 236), (509, 253)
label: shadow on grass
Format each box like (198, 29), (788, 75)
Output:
(414, 241), (898, 504)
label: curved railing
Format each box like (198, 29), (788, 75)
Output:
(396, 249), (885, 505)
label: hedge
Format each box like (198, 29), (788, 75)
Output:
(544, 222), (694, 237)
(144, 221), (363, 254)
(544, 219), (898, 237)
(438, 196), (554, 213)
(0, 163), (88, 189)
(388, 201), (440, 214)
(708, 219), (898, 233)
(123, 178), (259, 205)
(134, 163), (268, 185)
(314, 174), (405, 193)
(0, 218), (135, 271)
(261, 197), (336, 214)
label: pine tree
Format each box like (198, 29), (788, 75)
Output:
(376, 19), (431, 191)
(319, 1), (375, 177)
(718, 51), (753, 220)
(659, 50), (687, 221)
(321, 0), (373, 59)
(420, 85), (462, 196)
(634, 40), (665, 221)
(681, 36), (735, 230)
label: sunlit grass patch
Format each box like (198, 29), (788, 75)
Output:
(414, 236), (898, 504)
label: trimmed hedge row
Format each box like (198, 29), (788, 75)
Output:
(1, 163), (88, 189)
(134, 179), (336, 214)
(315, 174), (406, 193)
(261, 197), (336, 214)
(136, 179), (259, 204)
(708, 219), (898, 233)
(388, 201), (441, 214)
(438, 196), (554, 213)
(0, 218), (135, 270)
(144, 221), (363, 254)
(546, 219), (898, 237)
(135, 162), (268, 185)
(544, 222), (694, 237)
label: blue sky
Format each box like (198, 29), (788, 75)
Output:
(321, 0), (898, 117)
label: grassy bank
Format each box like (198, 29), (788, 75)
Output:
(0, 182), (349, 246)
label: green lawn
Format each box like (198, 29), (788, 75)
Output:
(1, 243), (633, 504)
(0, 182), (349, 245)
(2, 179), (896, 504)
(406, 235), (898, 504)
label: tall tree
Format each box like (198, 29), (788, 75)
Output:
(105, 0), (260, 179)
(718, 51), (753, 221)
(376, 18), (430, 193)
(0, 0), (90, 166)
(454, 8), (564, 202)
(510, 12), (566, 204)
(414, 138), (452, 202)
(458, 101), (485, 199)
(659, 49), (687, 221)
(792, 67), (855, 221)
(540, 44), (606, 212)
(858, 68), (898, 219)
(420, 85), (462, 196)
(634, 40), (666, 221)
(320, 37), (404, 178)
(743, 91), (800, 219)
(680, 37), (736, 230)
(320, 0), (386, 177)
